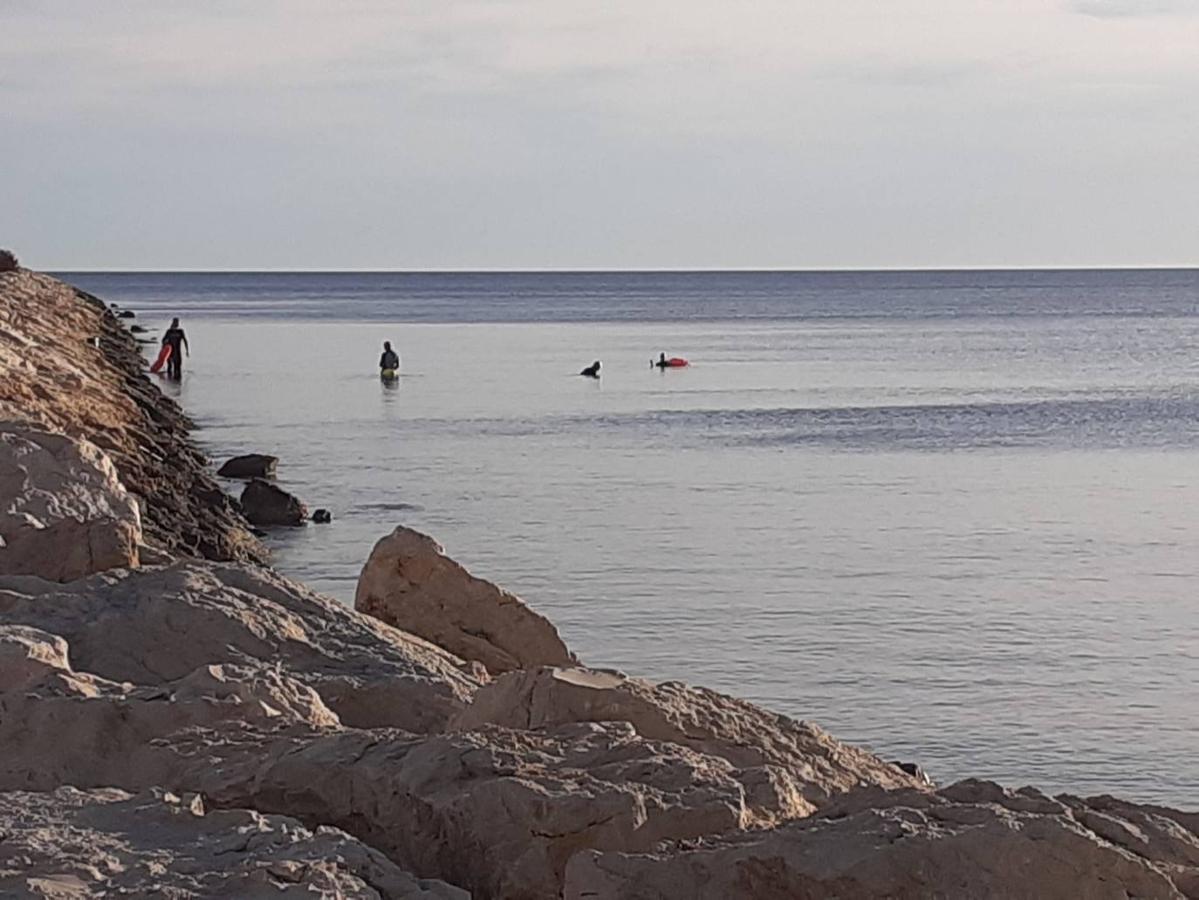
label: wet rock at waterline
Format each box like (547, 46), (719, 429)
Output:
(217, 452), (279, 479)
(241, 477), (307, 526)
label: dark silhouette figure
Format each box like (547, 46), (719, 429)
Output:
(653, 352), (668, 368)
(580, 360), (601, 378)
(162, 318), (189, 379)
(379, 341), (399, 372)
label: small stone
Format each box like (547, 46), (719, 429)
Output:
(312, 509), (332, 524)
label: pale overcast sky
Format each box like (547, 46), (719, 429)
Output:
(3, 1), (1198, 269)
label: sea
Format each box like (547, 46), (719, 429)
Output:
(59, 269), (1199, 805)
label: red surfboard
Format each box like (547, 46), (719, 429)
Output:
(149, 343), (172, 374)
(666, 357), (689, 367)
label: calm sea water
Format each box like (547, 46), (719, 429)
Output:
(62, 270), (1199, 805)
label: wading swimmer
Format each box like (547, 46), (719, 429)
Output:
(162, 318), (189, 379)
(379, 341), (400, 378)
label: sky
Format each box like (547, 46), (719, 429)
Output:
(3, 0), (1198, 270)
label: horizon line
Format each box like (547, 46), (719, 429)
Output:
(46, 264), (1199, 275)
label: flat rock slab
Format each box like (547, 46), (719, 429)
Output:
(0, 560), (481, 732)
(564, 779), (1199, 900)
(451, 665), (922, 814)
(0, 786), (469, 899)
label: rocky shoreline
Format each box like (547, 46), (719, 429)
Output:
(1, 269), (1197, 898)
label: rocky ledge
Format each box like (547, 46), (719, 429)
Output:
(0, 268), (265, 566)
(1, 271), (1196, 899)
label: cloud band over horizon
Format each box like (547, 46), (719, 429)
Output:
(3, 0), (1198, 269)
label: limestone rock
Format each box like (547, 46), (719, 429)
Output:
(0, 425), (141, 581)
(0, 561), (481, 731)
(0, 650), (346, 795)
(0, 786), (469, 899)
(218, 453), (279, 479)
(451, 665), (922, 813)
(0, 624), (72, 691)
(564, 779), (1199, 899)
(0, 613), (771, 899)
(355, 526), (575, 674)
(242, 477), (307, 526)
(214, 721), (764, 900)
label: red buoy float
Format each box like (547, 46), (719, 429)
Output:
(149, 344), (172, 374)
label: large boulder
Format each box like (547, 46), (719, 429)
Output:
(241, 478), (307, 526)
(564, 779), (1199, 899)
(218, 453), (279, 479)
(0, 786), (468, 899)
(451, 665), (922, 814)
(355, 526), (576, 674)
(0, 425), (141, 581)
(0, 654), (340, 794)
(213, 722), (773, 900)
(0, 561), (481, 732)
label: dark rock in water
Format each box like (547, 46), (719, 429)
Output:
(240, 479), (307, 527)
(217, 454), (278, 479)
(129, 324), (147, 333)
(312, 509), (332, 524)
(116, 310), (135, 319)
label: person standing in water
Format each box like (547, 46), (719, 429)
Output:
(379, 341), (399, 373)
(162, 318), (189, 379)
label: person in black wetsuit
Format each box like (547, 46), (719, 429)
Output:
(162, 318), (189, 379)
(653, 352), (668, 368)
(379, 341), (399, 373)
(580, 360), (601, 378)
